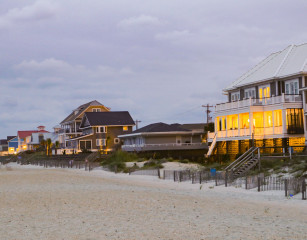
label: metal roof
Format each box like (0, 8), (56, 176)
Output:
(225, 43), (307, 91)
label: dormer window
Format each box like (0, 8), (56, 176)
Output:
(285, 80), (298, 95)
(244, 88), (256, 99)
(96, 126), (106, 133)
(231, 92), (240, 102)
(93, 108), (101, 112)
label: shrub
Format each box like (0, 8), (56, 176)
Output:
(179, 159), (189, 164)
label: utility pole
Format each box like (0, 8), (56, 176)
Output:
(202, 104), (214, 124)
(135, 120), (142, 130)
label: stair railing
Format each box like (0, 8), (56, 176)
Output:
(206, 132), (217, 157)
(225, 146), (255, 171)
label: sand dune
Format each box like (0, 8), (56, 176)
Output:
(0, 164), (306, 240)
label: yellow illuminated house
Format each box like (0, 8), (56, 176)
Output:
(207, 44), (307, 159)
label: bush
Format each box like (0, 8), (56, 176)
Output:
(101, 150), (138, 172)
(179, 159), (189, 164)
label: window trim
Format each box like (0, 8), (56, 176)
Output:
(96, 126), (107, 133)
(114, 138), (120, 144)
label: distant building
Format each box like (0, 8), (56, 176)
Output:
(65, 111), (135, 153)
(8, 136), (18, 154)
(17, 126), (49, 153)
(58, 100), (110, 151)
(119, 122), (207, 159)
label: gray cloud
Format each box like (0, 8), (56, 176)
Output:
(0, 0), (307, 137)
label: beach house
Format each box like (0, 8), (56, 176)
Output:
(207, 44), (307, 159)
(65, 111), (135, 153)
(119, 122), (207, 159)
(17, 126), (49, 153)
(58, 100), (110, 153)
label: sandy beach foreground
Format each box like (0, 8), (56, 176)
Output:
(0, 164), (306, 240)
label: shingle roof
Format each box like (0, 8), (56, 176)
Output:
(225, 43), (307, 91)
(60, 100), (109, 124)
(81, 112), (135, 127)
(132, 122), (191, 134)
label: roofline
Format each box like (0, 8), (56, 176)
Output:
(66, 133), (93, 141)
(223, 71), (307, 92)
(79, 124), (135, 130)
(118, 131), (196, 138)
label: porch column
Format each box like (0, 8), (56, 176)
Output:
(282, 109), (287, 134)
(249, 111), (253, 136)
(238, 114), (240, 137)
(272, 110), (275, 134)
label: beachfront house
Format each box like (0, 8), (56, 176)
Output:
(119, 122), (207, 159)
(8, 136), (18, 154)
(17, 126), (49, 153)
(0, 136), (16, 156)
(207, 43), (307, 159)
(65, 111), (135, 153)
(58, 100), (110, 153)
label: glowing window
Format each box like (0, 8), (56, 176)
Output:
(123, 126), (128, 131)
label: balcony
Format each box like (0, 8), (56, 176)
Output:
(216, 94), (302, 112)
(122, 143), (207, 152)
(59, 128), (82, 134)
(208, 126), (284, 141)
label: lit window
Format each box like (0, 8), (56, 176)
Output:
(123, 126), (128, 131)
(96, 139), (106, 146)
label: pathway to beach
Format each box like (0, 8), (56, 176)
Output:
(0, 164), (306, 240)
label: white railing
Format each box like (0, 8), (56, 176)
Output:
(216, 94), (302, 112)
(240, 128), (250, 136)
(207, 126), (283, 140)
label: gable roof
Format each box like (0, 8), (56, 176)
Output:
(60, 100), (110, 124)
(18, 130), (49, 139)
(132, 122), (191, 134)
(80, 112), (135, 128)
(225, 43), (307, 91)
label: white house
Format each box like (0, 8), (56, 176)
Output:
(207, 43), (307, 159)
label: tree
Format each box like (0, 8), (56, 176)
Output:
(46, 138), (53, 156)
(55, 141), (60, 155)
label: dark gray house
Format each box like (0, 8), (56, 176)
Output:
(119, 122), (207, 159)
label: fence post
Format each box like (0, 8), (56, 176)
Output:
(285, 179), (288, 197)
(157, 168), (160, 179)
(225, 171), (228, 187)
(173, 171), (176, 182)
(179, 171), (182, 182)
(257, 175), (260, 192)
(199, 172), (202, 184)
(245, 175), (248, 190)
(302, 179), (306, 200)
(215, 173), (217, 186)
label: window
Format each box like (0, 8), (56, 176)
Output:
(285, 80), (299, 95)
(123, 126), (128, 131)
(231, 92), (240, 102)
(286, 108), (304, 134)
(244, 88), (256, 99)
(96, 126), (107, 133)
(96, 139), (106, 146)
(114, 138), (120, 144)
(259, 86), (270, 99)
(92, 108), (101, 112)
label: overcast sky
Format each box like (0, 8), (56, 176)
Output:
(1, 0), (307, 137)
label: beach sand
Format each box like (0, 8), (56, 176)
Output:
(0, 163), (306, 240)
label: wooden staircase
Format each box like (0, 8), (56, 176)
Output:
(224, 147), (260, 182)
